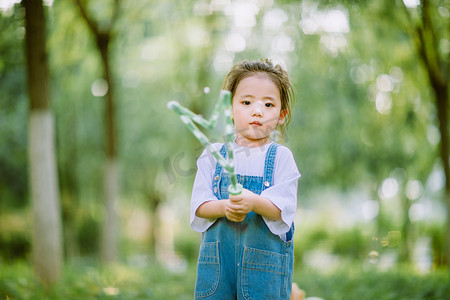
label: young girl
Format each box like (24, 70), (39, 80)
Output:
(190, 59), (301, 299)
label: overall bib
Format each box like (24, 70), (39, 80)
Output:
(194, 143), (294, 300)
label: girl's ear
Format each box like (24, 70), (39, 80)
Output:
(278, 109), (287, 125)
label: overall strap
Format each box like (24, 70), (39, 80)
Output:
(262, 143), (279, 192)
(212, 144), (227, 198)
(262, 143), (295, 241)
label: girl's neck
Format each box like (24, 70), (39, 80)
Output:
(234, 136), (271, 148)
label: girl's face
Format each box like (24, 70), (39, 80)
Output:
(232, 75), (286, 147)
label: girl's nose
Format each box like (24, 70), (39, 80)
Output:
(252, 103), (263, 117)
(252, 110), (262, 117)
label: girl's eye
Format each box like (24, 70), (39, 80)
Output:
(265, 103), (274, 107)
(242, 101), (251, 105)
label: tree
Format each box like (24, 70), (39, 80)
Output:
(73, 0), (121, 263)
(400, 0), (449, 266)
(23, 0), (63, 285)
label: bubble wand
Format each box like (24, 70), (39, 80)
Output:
(167, 90), (242, 195)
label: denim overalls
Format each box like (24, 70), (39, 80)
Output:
(194, 143), (294, 300)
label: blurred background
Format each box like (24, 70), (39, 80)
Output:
(0, 0), (449, 299)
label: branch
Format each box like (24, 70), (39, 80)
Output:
(400, 0), (446, 87)
(111, 0), (121, 26)
(421, 0), (446, 86)
(109, 0), (121, 40)
(73, 0), (99, 36)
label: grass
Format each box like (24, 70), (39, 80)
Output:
(1, 259), (196, 300)
(1, 260), (449, 299)
(294, 265), (450, 300)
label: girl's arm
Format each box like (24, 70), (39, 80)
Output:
(196, 200), (247, 222)
(195, 200), (226, 219)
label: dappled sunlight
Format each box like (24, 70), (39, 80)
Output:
(427, 166), (446, 192)
(403, 0), (421, 8)
(374, 92), (392, 114)
(185, 26), (210, 47)
(2, 0), (449, 298)
(91, 78), (109, 97)
(272, 34), (295, 53)
(350, 63), (375, 84)
(379, 177), (399, 199)
(263, 8), (288, 30)
(376, 74), (395, 93)
(362, 200), (379, 221)
(303, 249), (340, 273)
(225, 32), (246, 52)
(427, 125), (441, 145)
(224, 0), (259, 28)
(213, 49), (235, 72)
(406, 179), (423, 200)
(103, 287), (120, 296)
(298, 4), (350, 57)
(319, 34), (347, 57)
(370, 70), (406, 114)
(299, 4), (349, 34)
(409, 203), (425, 222)
(0, 0), (20, 14)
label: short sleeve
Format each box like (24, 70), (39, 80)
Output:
(260, 146), (300, 235)
(190, 145), (220, 232)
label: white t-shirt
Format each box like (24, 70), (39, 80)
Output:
(190, 142), (301, 238)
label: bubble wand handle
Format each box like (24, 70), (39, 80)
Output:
(167, 90), (242, 195)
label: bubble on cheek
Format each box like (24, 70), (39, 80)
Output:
(270, 130), (281, 142)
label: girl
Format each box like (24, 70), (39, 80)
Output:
(191, 59), (301, 299)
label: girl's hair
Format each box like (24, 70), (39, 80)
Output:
(222, 59), (295, 133)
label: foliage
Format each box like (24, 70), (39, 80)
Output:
(173, 230), (200, 262)
(0, 261), (196, 300)
(0, 6), (28, 208)
(1, 261), (449, 300)
(0, 211), (31, 260)
(0, 0), (448, 270)
(294, 265), (450, 300)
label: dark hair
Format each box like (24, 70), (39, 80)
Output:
(222, 59), (295, 132)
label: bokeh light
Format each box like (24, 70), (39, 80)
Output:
(91, 78), (109, 97)
(406, 180), (423, 200)
(379, 177), (399, 199)
(263, 8), (288, 30)
(225, 32), (246, 52)
(403, 0), (421, 8)
(363, 200), (379, 220)
(375, 92), (392, 114)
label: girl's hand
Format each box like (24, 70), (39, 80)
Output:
(228, 189), (256, 215)
(228, 188), (283, 221)
(224, 190), (255, 223)
(224, 206), (246, 222)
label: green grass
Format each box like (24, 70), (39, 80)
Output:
(294, 266), (450, 300)
(1, 260), (449, 299)
(0, 260), (196, 300)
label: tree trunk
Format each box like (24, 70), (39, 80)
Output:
(73, 0), (120, 263)
(98, 31), (119, 264)
(401, 0), (450, 267)
(102, 158), (118, 262)
(399, 196), (412, 263)
(148, 191), (162, 257)
(24, 0), (63, 285)
(435, 83), (450, 267)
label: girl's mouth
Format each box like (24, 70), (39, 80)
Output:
(250, 121), (262, 126)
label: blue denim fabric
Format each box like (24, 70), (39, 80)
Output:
(194, 143), (294, 300)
